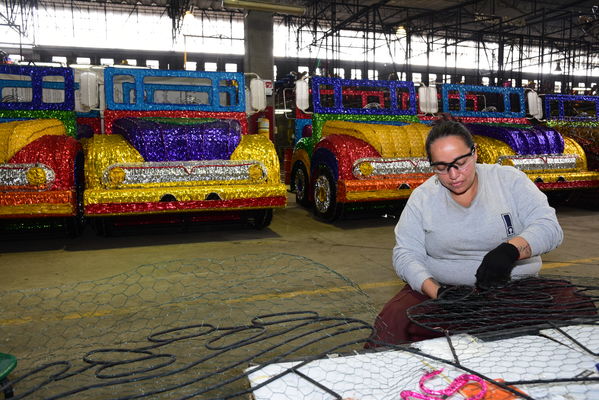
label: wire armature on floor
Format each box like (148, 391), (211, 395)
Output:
(2, 276), (598, 399)
(407, 277), (599, 335)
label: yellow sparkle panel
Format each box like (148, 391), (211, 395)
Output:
(230, 134), (281, 183)
(0, 203), (75, 216)
(407, 124), (429, 157)
(84, 134), (144, 189)
(322, 121), (430, 158)
(473, 135), (515, 164)
(84, 184), (287, 206)
(528, 170), (599, 183)
(563, 136), (588, 170)
(0, 119), (66, 163)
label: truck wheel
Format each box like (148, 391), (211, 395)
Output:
(93, 217), (114, 237)
(292, 162), (310, 207)
(248, 209), (273, 230)
(313, 167), (342, 222)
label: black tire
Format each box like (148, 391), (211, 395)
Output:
(64, 216), (82, 238)
(248, 209), (273, 230)
(313, 166), (342, 222)
(546, 190), (574, 208)
(291, 162), (311, 207)
(93, 217), (114, 237)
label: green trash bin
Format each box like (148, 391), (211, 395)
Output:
(0, 353), (16, 399)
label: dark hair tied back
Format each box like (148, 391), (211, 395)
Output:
(433, 112), (459, 124)
(425, 118), (475, 161)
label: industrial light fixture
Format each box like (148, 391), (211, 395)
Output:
(222, 0), (305, 16)
(395, 25), (407, 38)
(555, 61), (562, 72)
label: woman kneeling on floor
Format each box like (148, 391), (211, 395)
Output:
(369, 118), (568, 345)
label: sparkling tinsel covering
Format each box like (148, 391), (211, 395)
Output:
(466, 123), (564, 155)
(113, 117), (241, 162)
(310, 76), (417, 115)
(103, 110), (248, 135)
(9, 135), (80, 190)
(230, 134), (281, 184)
(0, 65), (75, 111)
(473, 135), (515, 164)
(102, 160), (267, 189)
(472, 131), (599, 188)
(322, 120), (430, 159)
(0, 163), (55, 191)
(0, 120), (80, 217)
(0, 119), (66, 163)
(546, 120), (599, 170)
(76, 117), (101, 136)
(141, 117), (217, 124)
(440, 84), (526, 118)
(353, 157), (431, 178)
(0, 191), (75, 217)
(309, 113), (420, 152)
(83, 125), (286, 215)
(0, 110), (77, 137)
(543, 94), (599, 120)
(103, 68), (245, 113)
(84, 134), (145, 190)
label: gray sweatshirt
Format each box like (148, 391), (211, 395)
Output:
(393, 163), (563, 292)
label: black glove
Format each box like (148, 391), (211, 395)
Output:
(475, 242), (520, 290)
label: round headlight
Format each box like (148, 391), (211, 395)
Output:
(359, 162), (374, 177)
(248, 164), (264, 181)
(26, 167), (47, 186)
(108, 167), (126, 185)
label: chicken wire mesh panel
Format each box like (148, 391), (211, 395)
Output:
(248, 278), (599, 400)
(2, 267), (599, 399)
(0, 253), (379, 399)
(247, 321), (599, 400)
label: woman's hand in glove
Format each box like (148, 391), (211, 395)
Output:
(475, 242), (520, 290)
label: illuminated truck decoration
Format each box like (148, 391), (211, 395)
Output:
(0, 65), (82, 233)
(420, 83), (599, 192)
(83, 68), (286, 232)
(290, 77), (432, 221)
(542, 94), (599, 172)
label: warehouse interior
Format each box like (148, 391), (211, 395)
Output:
(1, 0), (599, 399)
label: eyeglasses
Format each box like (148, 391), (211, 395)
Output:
(430, 146), (475, 175)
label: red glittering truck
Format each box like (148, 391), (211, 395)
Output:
(0, 65), (82, 235)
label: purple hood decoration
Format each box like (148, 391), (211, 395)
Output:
(466, 123), (564, 155)
(113, 118), (242, 161)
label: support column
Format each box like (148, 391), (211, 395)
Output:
(244, 10), (275, 138)
(244, 10), (274, 81)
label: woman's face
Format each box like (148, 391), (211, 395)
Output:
(429, 135), (477, 195)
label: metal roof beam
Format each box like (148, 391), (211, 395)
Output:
(311, 0), (392, 45)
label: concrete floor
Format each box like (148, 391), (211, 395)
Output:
(2, 194), (598, 302)
(0, 193), (598, 396)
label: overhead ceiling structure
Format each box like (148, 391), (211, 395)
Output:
(3, 0), (599, 84)
(286, 0), (599, 83)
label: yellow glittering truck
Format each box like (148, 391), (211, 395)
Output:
(83, 68), (286, 233)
